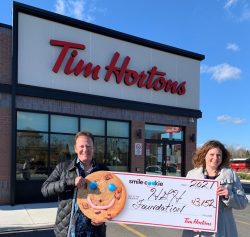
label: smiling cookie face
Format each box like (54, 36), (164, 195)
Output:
(77, 171), (126, 222)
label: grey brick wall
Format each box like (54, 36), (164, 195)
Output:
(0, 94), (12, 204)
(0, 26), (12, 85)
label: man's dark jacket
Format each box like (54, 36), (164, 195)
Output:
(41, 158), (108, 237)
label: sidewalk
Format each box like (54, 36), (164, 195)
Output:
(0, 202), (57, 232)
(1, 195), (250, 233)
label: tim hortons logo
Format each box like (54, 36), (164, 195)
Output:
(50, 39), (186, 95)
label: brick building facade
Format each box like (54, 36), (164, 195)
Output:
(0, 24), (12, 203)
(0, 3), (204, 204)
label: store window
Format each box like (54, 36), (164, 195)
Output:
(107, 121), (129, 137)
(145, 124), (184, 177)
(51, 115), (78, 133)
(93, 137), (105, 164)
(16, 111), (130, 180)
(17, 111), (48, 131)
(17, 111), (49, 180)
(106, 121), (129, 172)
(145, 124), (183, 141)
(50, 134), (75, 170)
(107, 138), (129, 171)
(81, 118), (105, 136)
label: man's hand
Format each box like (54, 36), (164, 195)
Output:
(75, 176), (86, 188)
(91, 221), (104, 226)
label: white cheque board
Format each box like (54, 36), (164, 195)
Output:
(111, 172), (219, 232)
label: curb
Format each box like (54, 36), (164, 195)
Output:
(0, 226), (54, 234)
(241, 179), (250, 183)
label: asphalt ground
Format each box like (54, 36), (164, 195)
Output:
(0, 181), (249, 236)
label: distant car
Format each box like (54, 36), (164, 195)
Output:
(166, 163), (177, 173)
(146, 164), (177, 175)
(230, 158), (250, 171)
(146, 165), (162, 175)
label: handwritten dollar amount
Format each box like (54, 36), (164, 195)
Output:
(191, 198), (216, 208)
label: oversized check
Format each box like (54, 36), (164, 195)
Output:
(111, 172), (219, 232)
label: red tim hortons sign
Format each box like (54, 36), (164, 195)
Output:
(50, 39), (187, 95)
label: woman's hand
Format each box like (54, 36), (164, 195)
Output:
(217, 185), (229, 199)
(75, 176), (86, 188)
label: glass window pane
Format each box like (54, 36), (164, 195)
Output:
(107, 121), (129, 137)
(50, 134), (75, 170)
(51, 115), (78, 133)
(81, 118), (105, 136)
(93, 137), (105, 164)
(145, 143), (182, 177)
(17, 111), (48, 132)
(16, 132), (48, 180)
(165, 144), (182, 177)
(145, 124), (183, 141)
(106, 138), (129, 172)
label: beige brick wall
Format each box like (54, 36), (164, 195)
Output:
(0, 25), (12, 85)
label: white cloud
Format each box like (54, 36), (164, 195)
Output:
(223, 0), (250, 21)
(224, 0), (238, 10)
(54, 0), (100, 22)
(71, 0), (85, 20)
(201, 63), (241, 82)
(240, 3), (250, 21)
(217, 115), (246, 124)
(226, 43), (239, 51)
(55, 0), (65, 14)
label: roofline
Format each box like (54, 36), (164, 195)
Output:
(0, 23), (12, 29)
(13, 1), (205, 61)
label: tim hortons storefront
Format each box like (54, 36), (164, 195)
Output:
(0, 2), (204, 204)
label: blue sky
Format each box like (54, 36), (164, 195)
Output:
(1, 0), (249, 149)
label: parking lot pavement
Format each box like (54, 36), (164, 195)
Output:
(0, 180), (249, 234)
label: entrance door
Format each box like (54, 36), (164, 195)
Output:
(145, 142), (182, 176)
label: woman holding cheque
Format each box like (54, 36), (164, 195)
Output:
(182, 140), (248, 237)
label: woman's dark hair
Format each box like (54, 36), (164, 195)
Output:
(192, 140), (231, 169)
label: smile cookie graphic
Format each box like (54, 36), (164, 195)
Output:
(77, 171), (126, 222)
